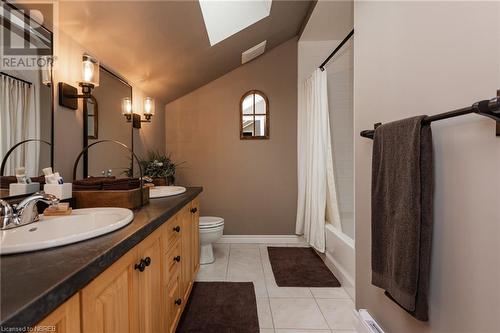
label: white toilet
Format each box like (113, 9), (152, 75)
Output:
(199, 216), (224, 265)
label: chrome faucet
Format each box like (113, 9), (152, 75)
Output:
(0, 192), (59, 230)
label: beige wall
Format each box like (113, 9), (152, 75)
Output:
(133, 90), (166, 162)
(165, 38), (298, 235)
(53, 31), (165, 180)
(355, 1), (500, 332)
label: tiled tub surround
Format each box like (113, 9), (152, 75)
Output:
(0, 187), (202, 328)
(197, 243), (360, 333)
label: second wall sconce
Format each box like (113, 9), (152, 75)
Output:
(58, 54), (100, 110)
(122, 97), (155, 129)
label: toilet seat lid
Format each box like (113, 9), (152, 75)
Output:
(199, 216), (224, 229)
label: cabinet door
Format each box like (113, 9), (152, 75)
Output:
(180, 206), (193, 300)
(191, 198), (200, 276)
(136, 231), (162, 333)
(165, 270), (183, 333)
(81, 249), (139, 333)
(36, 294), (80, 333)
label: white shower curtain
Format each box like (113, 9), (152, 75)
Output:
(0, 75), (39, 176)
(296, 68), (342, 253)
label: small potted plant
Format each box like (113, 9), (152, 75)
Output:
(139, 151), (183, 186)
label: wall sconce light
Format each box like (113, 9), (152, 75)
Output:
(143, 97), (155, 122)
(121, 96), (155, 129)
(122, 97), (133, 121)
(80, 54), (99, 94)
(58, 54), (100, 110)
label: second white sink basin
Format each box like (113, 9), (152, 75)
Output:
(0, 207), (134, 255)
(150, 186), (186, 198)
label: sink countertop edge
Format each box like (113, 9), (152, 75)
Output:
(0, 186), (203, 328)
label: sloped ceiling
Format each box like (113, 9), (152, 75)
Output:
(299, 0), (353, 41)
(59, 1), (314, 104)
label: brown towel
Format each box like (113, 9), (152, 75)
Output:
(30, 176), (46, 185)
(0, 176), (17, 189)
(102, 178), (140, 191)
(371, 116), (433, 321)
(73, 177), (114, 191)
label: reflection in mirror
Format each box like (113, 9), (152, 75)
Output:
(240, 90), (269, 140)
(0, 3), (53, 198)
(86, 98), (98, 139)
(84, 67), (132, 178)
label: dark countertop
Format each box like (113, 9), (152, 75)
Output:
(0, 187), (203, 329)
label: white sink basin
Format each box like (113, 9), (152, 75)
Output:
(0, 207), (134, 255)
(150, 186), (186, 198)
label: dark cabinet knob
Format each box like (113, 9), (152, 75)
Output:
(190, 207), (198, 214)
(135, 257), (151, 272)
(173, 255), (181, 262)
(134, 261), (145, 272)
(175, 298), (182, 306)
(173, 226), (181, 232)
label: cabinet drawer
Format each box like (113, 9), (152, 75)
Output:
(162, 214), (182, 252)
(166, 271), (183, 333)
(164, 239), (182, 279)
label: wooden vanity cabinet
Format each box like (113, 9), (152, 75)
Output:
(136, 231), (163, 333)
(81, 249), (140, 333)
(35, 198), (200, 333)
(191, 198), (200, 277)
(180, 206), (193, 301)
(76, 198), (199, 333)
(180, 199), (201, 302)
(35, 294), (81, 333)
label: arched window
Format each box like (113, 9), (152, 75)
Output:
(240, 90), (269, 140)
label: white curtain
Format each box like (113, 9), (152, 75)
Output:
(296, 68), (342, 253)
(0, 74), (39, 176)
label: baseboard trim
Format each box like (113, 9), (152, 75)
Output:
(324, 251), (355, 300)
(217, 235), (306, 244)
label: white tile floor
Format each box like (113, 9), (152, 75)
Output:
(195, 243), (360, 333)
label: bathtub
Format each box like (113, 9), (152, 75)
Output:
(319, 223), (355, 300)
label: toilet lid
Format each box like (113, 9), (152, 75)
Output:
(199, 216), (224, 229)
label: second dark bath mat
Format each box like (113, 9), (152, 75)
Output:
(267, 247), (341, 287)
(176, 282), (259, 333)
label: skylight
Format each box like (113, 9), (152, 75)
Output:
(199, 0), (272, 46)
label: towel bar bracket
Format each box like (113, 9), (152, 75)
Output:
(497, 90), (500, 136)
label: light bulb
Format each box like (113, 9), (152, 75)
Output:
(143, 97), (155, 115)
(122, 97), (132, 115)
(81, 55), (99, 87)
(82, 60), (94, 83)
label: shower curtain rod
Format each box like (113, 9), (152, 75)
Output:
(0, 72), (32, 86)
(319, 29), (354, 71)
(360, 94), (500, 139)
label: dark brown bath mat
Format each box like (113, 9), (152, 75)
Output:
(267, 247), (341, 287)
(176, 282), (259, 333)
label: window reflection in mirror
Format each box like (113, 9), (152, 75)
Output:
(240, 90), (269, 140)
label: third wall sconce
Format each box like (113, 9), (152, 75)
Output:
(122, 97), (155, 129)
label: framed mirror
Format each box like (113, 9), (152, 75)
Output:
(83, 66), (132, 178)
(240, 90), (269, 140)
(0, 2), (54, 198)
